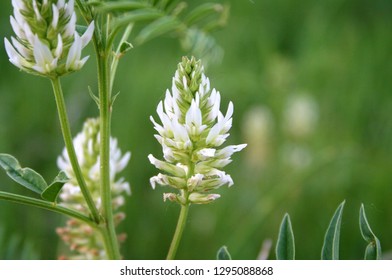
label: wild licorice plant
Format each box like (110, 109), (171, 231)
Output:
(0, 0), (244, 260)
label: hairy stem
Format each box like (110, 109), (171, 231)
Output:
(166, 203), (190, 260)
(50, 77), (101, 224)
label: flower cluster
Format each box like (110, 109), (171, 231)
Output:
(56, 118), (130, 259)
(4, 0), (94, 77)
(149, 57), (246, 205)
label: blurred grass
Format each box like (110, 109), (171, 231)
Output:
(1, 0), (392, 259)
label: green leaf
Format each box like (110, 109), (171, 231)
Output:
(112, 9), (163, 31)
(135, 16), (180, 45)
(92, 1), (148, 13)
(185, 3), (224, 26)
(180, 28), (223, 64)
(359, 204), (382, 260)
(0, 154), (47, 194)
(41, 171), (69, 203)
(321, 200), (345, 260)
(275, 213), (295, 260)
(216, 246), (232, 260)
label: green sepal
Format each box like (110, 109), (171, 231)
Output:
(359, 204), (382, 260)
(321, 200), (345, 260)
(0, 154), (47, 194)
(216, 246), (232, 260)
(41, 171), (69, 203)
(275, 213), (295, 260)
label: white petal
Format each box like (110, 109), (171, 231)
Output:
(216, 144), (247, 159)
(185, 99), (202, 128)
(64, 13), (76, 38)
(206, 122), (221, 145)
(10, 16), (23, 39)
(116, 151), (131, 172)
(57, 0), (65, 9)
(54, 34), (63, 58)
(4, 38), (24, 68)
(66, 32), (82, 70)
(197, 148), (216, 160)
(33, 35), (55, 73)
(81, 21), (94, 48)
(12, 0), (25, 10)
(32, 0), (43, 21)
(64, 0), (74, 17)
(11, 37), (30, 58)
(148, 154), (187, 177)
(51, 4), (59, 29)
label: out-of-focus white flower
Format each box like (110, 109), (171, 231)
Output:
(149, 57), (246, 205)
(4, 0), (94, 77)
(283, 93), (319, 139)
(56, 118), (130, 259)
(242, 106), (274, 169)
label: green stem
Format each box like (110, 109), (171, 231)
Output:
(96, 49), (121, 260)
(0, 191), (96, 228)
(166, 203), (190, 260)
(110, 23), (133, 92)
(50, 77), (101, 224)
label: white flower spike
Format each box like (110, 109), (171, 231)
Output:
(57, 118), (131, 259)
(4, 0), (94, 77)
(149, 57), (246, 205)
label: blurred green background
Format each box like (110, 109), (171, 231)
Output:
(1, 0), (392, 260)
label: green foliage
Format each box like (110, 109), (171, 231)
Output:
(1, 0), (392, 259)
(216, 246), (232, 260)
(0, 154), (47, 195)
(321, 201), (345, 260)
(41, 171), (69, 203)
(275, 202), (382, 260)
(0, 228), (39, 260)
(0, 154), (67, 203)
(91, 0), (227, 61)
(275, 213), (295, 260)
(359, 204), (382, 260)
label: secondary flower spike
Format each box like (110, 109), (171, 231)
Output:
(4, 0), (94, 77)
(57, 118), (130, 259)
(149, 57), (246, 205)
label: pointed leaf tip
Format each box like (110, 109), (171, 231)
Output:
(41, 171), (69, 203)
(321, 200), (345, 260)
(217, 246), (232, 260)
(276, 213), (295, 260)
(359, 204), (382, 260)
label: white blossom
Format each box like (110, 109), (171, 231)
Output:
(149, 57), (246, 205)
(56, 118), (130, 259)
(4, 0), (94, 77)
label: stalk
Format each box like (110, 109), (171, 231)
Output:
(50, 77), (101, 224)
(166, 202), (190, 260)
(0, 191), (96, 228)
(96, 47), (121, 260)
